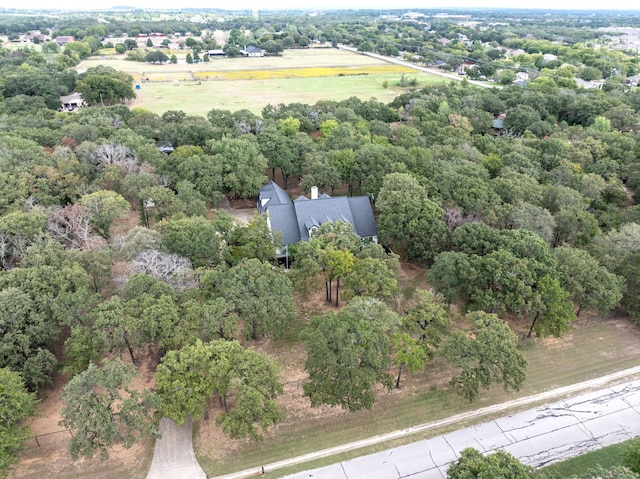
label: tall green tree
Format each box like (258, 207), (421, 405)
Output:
(214, 259), (294, 340)
(59, 359), (160, 460)
(160, 216), (224, 268)
(344, 257), (399, 303)
(554, 246), (624, 317)
(443, 312), (527, 402)
(155, 339), (283, 440)
(205, 137), (268, 201)
(303, 298), (400, 411)
(447, 447), (533, 479)
(229, 213), (281, 264)
(528, 275), (574, 338)
(76, 68), (135, 106)
(394, 290), (449, 388)
(325, 247), (355, 306)
(376, 172), (449, 264)
(79, 190), (130, 243)
(0, 368), (36, 477)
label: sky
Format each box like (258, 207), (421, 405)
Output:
(8, 0), (640, 11)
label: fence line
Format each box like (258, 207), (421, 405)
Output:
(28, 429), (73, 448)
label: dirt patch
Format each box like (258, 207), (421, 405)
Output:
(111, 209), (141, 239)
(10, 353), (157, 479)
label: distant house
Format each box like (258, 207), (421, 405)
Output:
(575, 78), (604, 90)
(492, 112), (506, 131)
(159, 143), (174, 154)
(258, 181), (377, 255)
(21, 33), (45, 43)
(55, 36), (74, 46)
(206, 49), (225, 57)
(59, 93), (84, 111)
(542, 53), (558, 63)
(241, 45), (264, 57)
(624, 74), (640, 87)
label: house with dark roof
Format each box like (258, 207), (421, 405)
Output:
(258, 181), (377, 254)
(241, 45), (264, 57)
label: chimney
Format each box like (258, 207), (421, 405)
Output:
(311, 186), (318, 200)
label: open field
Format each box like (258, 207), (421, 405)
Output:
(192, 65), (416, 80)
(78, 48), (391, 75)
(132, 73), (443, 115)
(195, 315), (640, 477)
(79, 48), (447, 114)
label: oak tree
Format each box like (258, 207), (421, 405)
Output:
(59, 359), (160, 460)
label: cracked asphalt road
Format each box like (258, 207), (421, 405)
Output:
(214, 366), (640, 479)
(282, 379), (640, 479)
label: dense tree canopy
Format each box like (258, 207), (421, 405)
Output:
(2, 12), (640, 466)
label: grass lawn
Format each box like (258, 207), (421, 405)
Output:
(195, 317), (640, 477)
(132, 73), (444, 115)
(538, 439), (633, 477)
(79, 48), (391, 75)
(80, 47), (451, 114)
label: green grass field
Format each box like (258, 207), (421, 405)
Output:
(132, 73), (444, 115)
(79, 48), (391, 75)
(80, 47), (448, 114)
(538, 439), (633, 477)
(195, 318), (640, 477)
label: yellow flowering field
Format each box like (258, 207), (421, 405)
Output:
(192, 65), (416, 81)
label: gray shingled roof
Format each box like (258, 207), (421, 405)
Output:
(347, 196), (378, 238)
(266, 203), (300, 245)
(258, 181), (291, 213)
(259, 183), (377, 246)
(244, 45), (264, 54)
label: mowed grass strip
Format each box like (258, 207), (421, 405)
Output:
(538, 439), (632, 477)
(192, 65), (416, 81)
(196, 319), (640, 476)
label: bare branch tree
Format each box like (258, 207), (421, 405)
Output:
(0, 233), (12, 269)
(254, 119), (266, 134)
(235, 121), (252, 135)
(48, 205), (100, 250)
(444, 206), (478, 231)
(131, 250), (196, 290)
(91, 143), (139, 175)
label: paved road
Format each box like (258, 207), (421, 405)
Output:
(337, 45), (494, 89)
(214, 366), (640, 479)
(283, 380), (640, 479)
(146, 417), (206, 479)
